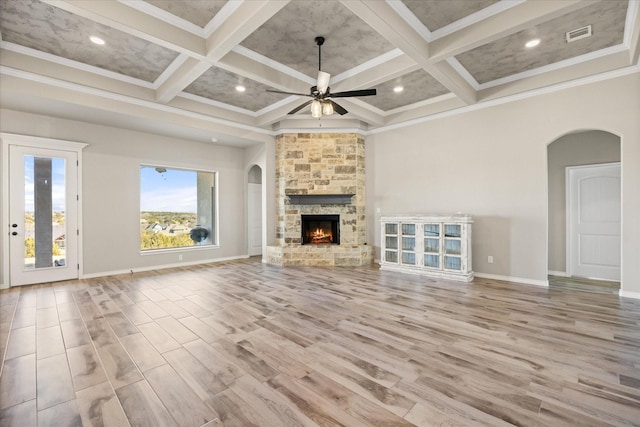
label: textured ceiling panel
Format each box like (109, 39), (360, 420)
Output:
(0, 0), (179, 82)
(145, 0), (227, 28)
(240, 0), (395, 78)
(402, 0), (499, 31)
(362, 69), (449, 111)
(456, 0), (628, 84)
(184, 65), (290, 112)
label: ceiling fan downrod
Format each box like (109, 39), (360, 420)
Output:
(315, 36), (324, 71)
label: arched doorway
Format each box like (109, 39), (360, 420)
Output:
(248, 165), (263, 257)
(547, 130), (621, 291)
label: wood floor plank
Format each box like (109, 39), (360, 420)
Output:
(144, 363), (218, 427)
(36, 353), (76, 410)
(0, 399), (36, 427)
(67, 344), (108, 391)
(2, 258), (639, 427)
(95, 343), (143, 389)
(115, 380), (177, 427)
(37, 399), (82, 427)
(75, 381), (129, 427)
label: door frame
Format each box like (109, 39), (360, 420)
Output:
(1, 133), (87, 288)
(565, 161), (621, 280)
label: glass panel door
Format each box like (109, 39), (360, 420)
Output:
(9, 145), (79, 286)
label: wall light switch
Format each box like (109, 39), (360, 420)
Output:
(488, 256), (494, 264)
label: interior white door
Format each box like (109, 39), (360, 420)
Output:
(248, 182), (262, 256)
(9, 145), (79, 286)
(568, 163), (621, 281)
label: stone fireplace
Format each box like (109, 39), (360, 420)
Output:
(266, 132), (373, 266)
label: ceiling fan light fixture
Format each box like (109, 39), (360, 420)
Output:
(322, 101), (334, 116)
(311, 100), (322, 118)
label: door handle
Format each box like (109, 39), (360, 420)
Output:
(11, 232), (18, 236)
(12, 224), (18, 228)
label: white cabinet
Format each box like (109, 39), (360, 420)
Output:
(380, 214), (473, 282)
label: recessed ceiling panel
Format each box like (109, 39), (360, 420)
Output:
(362, 69), (449, 111)
(184, 66), (290, 112)
(240, 0), (394, 78)
(456, 0), (628, 84)
(145, 0), (227, 28)
(402, 0), (499, 32)
(0, 0), (179, 82)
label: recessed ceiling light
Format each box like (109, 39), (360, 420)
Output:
(525, 38), (540, 48)
(210, 137), (218, 143)
(235, 85), (246, 92)
(393, 86), (404, 93)
(89, 36), (105, 45)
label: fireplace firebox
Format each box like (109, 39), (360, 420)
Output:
(301, 215), (340, 245)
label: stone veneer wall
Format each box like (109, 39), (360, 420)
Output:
(266, 132), (372, 266)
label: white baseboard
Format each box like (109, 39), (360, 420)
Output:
(619, 290), (640, 300)
(0, 282), (8, 290)
(548, 270), (569, 277)
(81, 255), (249, 279)
(474, 272), (549, 287)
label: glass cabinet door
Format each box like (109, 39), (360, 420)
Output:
(383, 222), (399, 263)
(423, 223), (440, 268)
(401, 223), (416, 265)
(444, 224), (462, 270)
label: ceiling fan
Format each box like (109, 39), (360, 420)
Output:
(266, 36), (377, 117)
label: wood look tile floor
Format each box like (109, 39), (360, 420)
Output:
(1, 258), (639, 426)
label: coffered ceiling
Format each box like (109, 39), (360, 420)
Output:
(0, 0), (638, 146)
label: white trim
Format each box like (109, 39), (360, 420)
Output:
(386, 0), (432, 42)
(177, 92), (260, 116)
(231, 45), (315, 86)
(273, 127), (368, 136)
(548, 270), (569, 277)
(1, 41), (156, 89)
(623, 0), (639, 47)
(332, 49), (407, 84)
(619, 290), (640, 299)
(203, 0), (245, 38)
(367, 62), (640, 135)
(430, 0), (526, 41)
(447, 57), (480, 90)
(478, 44), (628, 90)
(119, 0), (206, 37)
(153, 53), (191, 88)
(1, 133), (88, 287)
(474, 272), (549, 288)
(0, 66), (274, 136)
(80, 255), (249, 279)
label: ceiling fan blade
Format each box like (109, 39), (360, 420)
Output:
(288, 100), (313, 115)
(330, 100), (348, 115)
(266, 89), (311, 97)
(317, 71), (330, 94)
(330, 89), (377, 98)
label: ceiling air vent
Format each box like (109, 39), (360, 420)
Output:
(566, 25), (592, 43)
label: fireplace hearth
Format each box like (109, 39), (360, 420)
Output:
(301, 215), (339, 245)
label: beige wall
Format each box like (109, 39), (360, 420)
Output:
(0, 109), (250, 279)
(547, 131), (621, 274)
(366, 72), (640, 294)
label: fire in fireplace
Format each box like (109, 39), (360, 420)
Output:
(301, 215), (340, 245)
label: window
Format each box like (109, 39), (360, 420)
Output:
(140, 165), (217, 251)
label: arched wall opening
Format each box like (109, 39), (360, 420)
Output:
(547, 129), (621, 288)
(247, 164), (263, 257)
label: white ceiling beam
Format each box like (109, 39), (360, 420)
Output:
(41, 0), (205, 56)
(341, 0), (477, 104)
(156, 0), (290, 103)
(330, 55), (419, 93)
(627, 0), (640, 65)
(429, 0), (600, 62)
(219, 50), (310, 94)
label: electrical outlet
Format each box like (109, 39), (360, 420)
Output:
(178, 254), (183, 261)
(488, 255), (494, 264)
